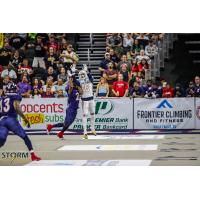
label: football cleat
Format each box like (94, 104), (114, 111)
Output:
(46, 124), (54, 134)
(91, 130), (97, 136)
(82, 133), (88, 140)
(57, 131), (64, 139)
(31, 153), (41, 161)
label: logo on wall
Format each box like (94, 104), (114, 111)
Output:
(95, 100), (114, 115)
(156, 99), (173, 109)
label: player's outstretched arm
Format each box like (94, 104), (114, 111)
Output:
(13, 100), (30, 128)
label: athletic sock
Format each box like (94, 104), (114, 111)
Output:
(23, 135), (33, 151)
(82, 115), (87, 134)
(61, 124), (70, 132)
(90, 114), (95, 131)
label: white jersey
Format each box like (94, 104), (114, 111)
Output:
(80, 80), (93, 99)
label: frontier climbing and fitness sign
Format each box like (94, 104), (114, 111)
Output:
(134, 98), (195, 129)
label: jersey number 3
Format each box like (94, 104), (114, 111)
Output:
(0, 98), (11, 113)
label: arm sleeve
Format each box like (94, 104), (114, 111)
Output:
(87, 73), (93, 83)
(72, 75), (81, 86)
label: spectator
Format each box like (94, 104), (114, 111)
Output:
(41, 86), (55, 98)
(136, 33), (149, 49)
(18, 58), (33, 76)
(46, 66), (57, 82)
(9, 33), (26, 50)
(112, 73), (129, 97)
(123, 33), (134, 51)
(106, 33), (123, 56)
(54, 78), (67, 97)
(145, 40), (158, 59)
(132, 39), (141, 56)
(109, 48), (120, 66)
(32, 36), (46, 69)
(119, 63), (130, 82)
(32, 88), (41, 98)
(96, 77), (109, 97)
(99, 52), (111, 75)
(17, 75), (32, 98)
(129, 81), (144, 98)
(1, 62), (17, 80)
(131, 59), (139, 77)
(24, 42), (35, 66)
(3, 38), (14, 52)
(142, 79), (152, 94)
(32, 78), (43, 93)
(103, 62), (117, 96)
(144, 82), (162, 98)
(117, 54), (132, 72)
(10, 50), (23, 69)
(126, 46), (134, 62)
(136, 50), (151, 65)
(174, 83), (185, 97)
(57, 89), (65, 98)
(138, 58), (149, 72)
(57, 66), (68, 83)
(186, 81), (195, 97)
(162, 82), (174, 98)
(60, 43), (79, 71)
(48, 35), (59, 51)
(42, 77), (56, 95)
(44, 46), (59, 70)
(36, 33), (49, 45)
(194, 76), (200, 97)
(1, 75), (10, 92)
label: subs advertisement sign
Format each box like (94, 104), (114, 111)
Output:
(19, 98), (67, 129)
(19, 98), (133, 130)
(134, 98), (195, 129)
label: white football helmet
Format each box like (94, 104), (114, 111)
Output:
(78, 70), (87, 81)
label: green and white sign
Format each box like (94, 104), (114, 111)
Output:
(71, 98), (133, 130)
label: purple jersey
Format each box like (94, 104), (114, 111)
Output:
(0, 94), (22, 118)
(66, 86), (79, 109)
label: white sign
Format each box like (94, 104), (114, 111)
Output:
(71, 98), (133, 130)
(134, 98), (195, 129)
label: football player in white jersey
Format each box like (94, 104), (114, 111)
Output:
(78, 64), (96, 139)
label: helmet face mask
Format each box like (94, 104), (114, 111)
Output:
(79, 70), (87, 81)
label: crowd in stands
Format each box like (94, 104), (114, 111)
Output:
(96, 33), (200, 98)
(0, 33), (78, 98)
(96, 74), (200, 98)
(1, 33), (200, 99)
